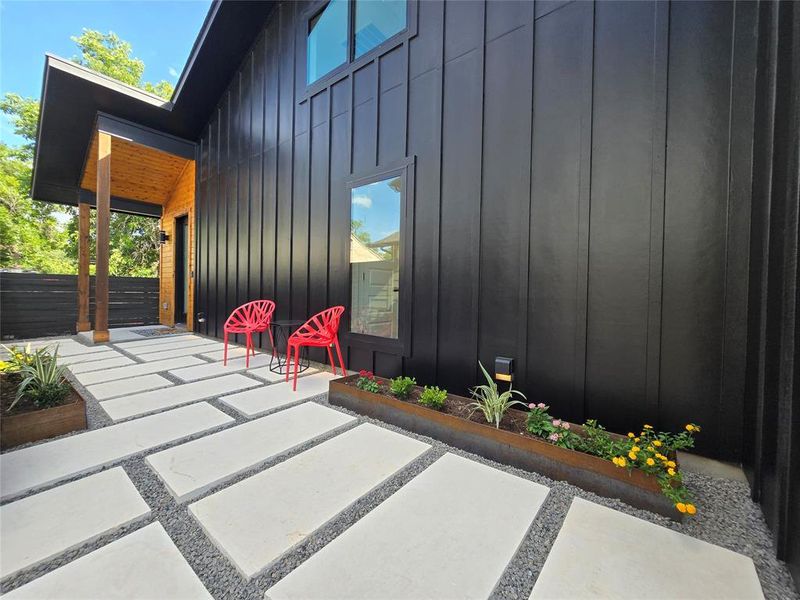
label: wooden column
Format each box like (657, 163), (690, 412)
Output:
(75, 201), (91, 332)
(93, 131), (111, 343)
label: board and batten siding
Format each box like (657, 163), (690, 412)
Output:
(194, 0), (758, 462)
(160, 161), (196, 329)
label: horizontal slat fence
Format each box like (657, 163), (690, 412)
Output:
(0, 273), (159, 340)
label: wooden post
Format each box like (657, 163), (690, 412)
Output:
(75, 201), (91, 332)
(93, 132), (111, 343)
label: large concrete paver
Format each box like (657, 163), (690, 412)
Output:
(124, 338), (221, 357)
(265, 453), (549, 600)
(169, 353), (286, 382)
(100, 373), (262, 421)
(56, 349), (121, 366)
(220, 372), (335, 417)
(0, 467), (150, 580)
(76, 355), (205, 386)
(190, 423), (430, 579)
(0, 403), (234, 500)
(147, 402), (356, 502)
(529, 497), (764, 600)
(114, 334), (203, 350)
(137, 342), (224, 362)
(68, 356), (135, 374)
(201, 347), (250, 361)
(86, 373), (173, 401)
(3, 523), (212, 599)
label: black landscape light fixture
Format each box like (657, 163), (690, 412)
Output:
(495, 356), (514, 382)
(159, 230), (169, 245)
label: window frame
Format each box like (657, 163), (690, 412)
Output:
(302, 0), (417, 96)
(344, 157), (415, 356)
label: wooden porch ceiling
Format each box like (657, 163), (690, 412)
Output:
(80, 130), (191, 205)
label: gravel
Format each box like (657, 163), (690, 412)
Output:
(1, 335), (798, 600)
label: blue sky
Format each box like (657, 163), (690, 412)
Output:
(0, 0), (211, 146)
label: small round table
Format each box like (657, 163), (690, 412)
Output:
(269, 319), (310, 375)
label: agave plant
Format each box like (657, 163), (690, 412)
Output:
(9, 345), (69, 411)
(467, 361), (527, 429)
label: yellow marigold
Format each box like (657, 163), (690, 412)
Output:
(617, 457), (627, 467)
(646, 458), (655, 466)
(653, 440), (662, 447)
(667, 460), (676, 468)
(628, 451), (638, 461)
(686, 504), (697, 515)
(627, 432), (635, 438)
(643, 424), (653, 429)
(667, 467), (676, 476)
(631, 446), (641, 453)
(676, 502), (687, 513)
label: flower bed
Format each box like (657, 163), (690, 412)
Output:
(1, 343), (87, 449)
(329, 370), (700, 520)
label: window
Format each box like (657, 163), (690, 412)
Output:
(355, 0), (407, 58)
(350, 175), (402, 339)
(307, 0), (348, 85)
(306, 0), (409, 85)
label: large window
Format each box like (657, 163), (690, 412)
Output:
(307, 0), (408, 85)
(350, 175), (402, 339)
(307, 0), (348, 85)
(355, 0), (407, 58)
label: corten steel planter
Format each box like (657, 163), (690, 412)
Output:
(1, 388), (87, 449)
(329, 375), (680, 520)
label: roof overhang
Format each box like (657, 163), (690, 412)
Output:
(31, 0), (275, 208)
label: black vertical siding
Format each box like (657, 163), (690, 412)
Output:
(196, 0), (759, 461)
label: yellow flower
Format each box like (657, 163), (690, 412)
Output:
(631, 446), (641, 453)
(646, 458), (655, 466)
(686, 503), (697, 515)
(653, 440), (662, 447)
(646, 446), (654, 452)
(644, 424), (653, 429)
(617, 457), (627, 467)
(667, 467), (676, 476)
(634, 437), (640, 443)
(685, 424), (695, 432)
(628, 451), (638, 461)
(667, 460), (676, 468)
(627, 432), (635, 438)
(676, 502), (687, 513)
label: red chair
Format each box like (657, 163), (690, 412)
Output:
(286, 306), (346, 391)
(223, 300), (276, 368)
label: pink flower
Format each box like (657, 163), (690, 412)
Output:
(548, 433), (560, 442)
(552, 419), (562, 427)
(528, 403), (536, 410)
(537, 402), (547, 409)
(561, 422), (571, 430)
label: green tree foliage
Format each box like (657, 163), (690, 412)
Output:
(1, 29), (169, 276)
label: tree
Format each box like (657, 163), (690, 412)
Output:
(72, 30), (174, 100)
(0, 94), (39, 160)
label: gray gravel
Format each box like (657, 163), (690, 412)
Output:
(1, 334), (797, 600)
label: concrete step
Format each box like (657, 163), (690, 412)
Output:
(219, 372), (335, 418)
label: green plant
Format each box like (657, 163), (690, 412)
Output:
(389, 376), (416, 399)
(1, 343), (37, 374)
(575, 419), (624, 458)
(525, 402), (581, 449)
(355, 370), (382, 394)
(468, 361), (527, 429)
(9, 345), (69, 411)
(418, 386), (447, 410)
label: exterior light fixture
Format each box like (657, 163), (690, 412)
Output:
(495, 356), (514, 382)
(159, 230), (169, 245)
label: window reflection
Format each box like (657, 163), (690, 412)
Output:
(355, 0), (407, 58)
(350, 176), (401, 338)
(307, 0), (348, 84)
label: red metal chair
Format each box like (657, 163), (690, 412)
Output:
(223, 300), (276, 368)
(286, 306), (346, 391)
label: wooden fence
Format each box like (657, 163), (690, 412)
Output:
(0, 273), (159, 340)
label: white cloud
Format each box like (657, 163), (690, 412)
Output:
(168, 66), (179, 78)
(352, 195), (372, 209)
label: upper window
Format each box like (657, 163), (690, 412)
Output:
(355, 0), (407, 58)
(350, 175), (402, 339)
(307, 0), (408, 85)
(307, 0), (348, 85)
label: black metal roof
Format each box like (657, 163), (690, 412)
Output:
(32, 0), (275, 206)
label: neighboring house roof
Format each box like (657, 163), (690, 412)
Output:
(368, 231), (400, 248)
(350, 235), (385, 263)
(32, 0), (275, 206)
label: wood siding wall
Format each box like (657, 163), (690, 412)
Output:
(195, 0), (758, 461)
(160, 162), (196, 329)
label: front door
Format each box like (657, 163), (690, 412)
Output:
(174, 215), (189, 324)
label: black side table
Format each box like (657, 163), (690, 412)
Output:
(269, 319), (310, 375)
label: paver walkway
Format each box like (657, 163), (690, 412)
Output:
(0, 333), (767, 599)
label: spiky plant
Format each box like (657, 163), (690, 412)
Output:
(467, 361), (527, 429)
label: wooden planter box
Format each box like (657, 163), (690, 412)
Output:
(329, 375), (680, 520)
(1, 389), (87, 449)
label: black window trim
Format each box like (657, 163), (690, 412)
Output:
(302, 0), (418, 98)
(343, 156), (415, 356)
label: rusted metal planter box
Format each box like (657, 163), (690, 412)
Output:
(1, 390), (87, 449)
(329, 375), (679, 520)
